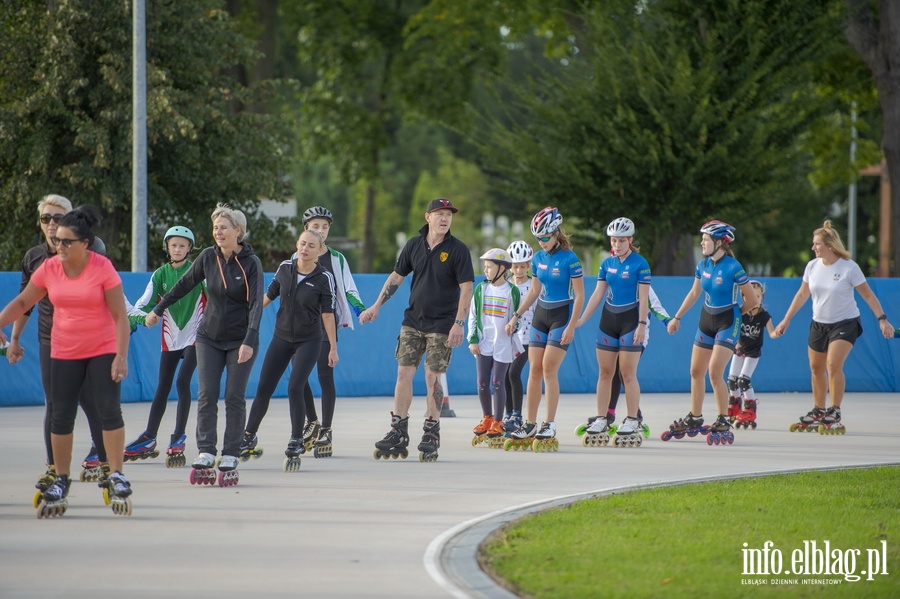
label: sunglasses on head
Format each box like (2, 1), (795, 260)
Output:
(50, 236), (85, 248)
(535, 235), (553, 243)
(40, 214), (65, 225)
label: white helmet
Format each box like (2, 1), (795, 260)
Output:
(479, 248), (513, 267)
(506, 240), (533, 263)
(531, 206), (563, 237)
(606, 217), (634, 237)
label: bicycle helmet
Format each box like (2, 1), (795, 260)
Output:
(506, 240), (534, 263)
(302, 205), (333, 225)
(606, 217), (635, 237)
(480, 248), (513, 267)
(90, 236), (106, 257)
(531, 207), (563, 237)
(163, 225), (195, 249)
(700, 220), (735, 243)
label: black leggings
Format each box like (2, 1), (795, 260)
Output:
(607, 347), (644, 412)
(246, 335), (321, 438)
(144, 345), (197, 438)
(504, 347), (528, 414)
(303, 337), (336, 427)
(50, 353), (124, 435)
(40, 343), (107, 462)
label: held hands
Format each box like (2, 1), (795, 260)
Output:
(667, 319), (680, 335)
(359, 306), (378, 325)
(6, 339), (24, 365)
(504, 320), (517, 336)
(144, 311), (159, 328)
(469, 343), (480, 356)
(773, 319), (789, 338)
(878, 318), (895, 338)
(632, 324), (646, 346)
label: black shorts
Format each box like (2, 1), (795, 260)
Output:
(808, 318), (862, 353)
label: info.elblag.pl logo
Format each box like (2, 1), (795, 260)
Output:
(741, 540), (890, 585)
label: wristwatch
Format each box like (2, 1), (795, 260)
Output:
(454, 319), (465, 327)
(878, 314), (887, 321)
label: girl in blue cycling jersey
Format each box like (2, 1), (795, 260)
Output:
(505, 207), (584, 447)
(576, 217), (651, 444)
(666, 220), (758, 437)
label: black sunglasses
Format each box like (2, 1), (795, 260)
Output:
(50, 236), (86, 248)
(40, 214), (65, 225)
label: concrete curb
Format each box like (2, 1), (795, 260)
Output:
(426, 461), (900, 598)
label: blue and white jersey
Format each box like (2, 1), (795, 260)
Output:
(598, 252), (651, 307)
(532, 247), (583, 309)
(695, 255), (749, 308)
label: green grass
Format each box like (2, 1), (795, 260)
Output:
(480, 467), (900, 598)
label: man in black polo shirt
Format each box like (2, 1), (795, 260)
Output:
(360, 198), (474, 460)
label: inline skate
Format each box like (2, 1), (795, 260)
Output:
(239, 432), (264, 462)
(706, 414), (735, 445)
(660, 412), (709, 441)
(417, 417), (440, 462)
(502, 411), (522, 434)
(217, 455), (240, 486)
(614, 416), (644, 448)
(575, 411), (620, 436)
(33, 465), (56, 509)
(36, 474), (71, 519)
(165, 433), (187, 468)
(302, 419), (321, 454)
(283, 437), (304, 472)
(504, 421), (537, 451)
(532, 421), (559, 452)
(107, 471), (133, 516)
(124, 434), (160, 462)
(734, 400), (757, 430)
(313, 427), (333, 458)
(471, 415), (496, 447)
(817, 406), (846, 435)
(485, 419), (506, 448)
(80, 446), (102, 482)
(374, 412), (409, 460)
(727, 397), (742, 423)
(96, 462), (112, 505)
(189, 452), (218, 485)
(580, 415), (611, 447)
(789, 406), (826, 432)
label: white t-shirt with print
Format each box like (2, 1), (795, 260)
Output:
(802, 258), (865, 323)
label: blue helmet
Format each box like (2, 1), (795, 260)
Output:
(700, 220), (735, 243)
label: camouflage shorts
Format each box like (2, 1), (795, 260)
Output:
(395, 326), (452, 372)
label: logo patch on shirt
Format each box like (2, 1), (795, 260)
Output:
(833, 273), (841, 281)
(440, 252), (449, 262)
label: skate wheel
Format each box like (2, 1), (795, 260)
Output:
(189, 469), (198, 485)
(111, 497), (132, 516)
(373, 450), (382, 460)
(674, 432), (685, 439)
(471, 437), (480, 447)
(687, 429), (698, 437)
(660, 431), (671, 442)
(103, 488), (110, 506)
(750, 422), (757, 430)
(79, 470), (87, 482)
(574, 425), (587, 436)
(707, 435), (714, 446)
(32, 491), (42, 509)
(642, 425), (650, 437)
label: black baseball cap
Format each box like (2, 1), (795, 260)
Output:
(426, 198), (458, 214)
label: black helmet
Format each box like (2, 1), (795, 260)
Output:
(302, 206), (333, 225)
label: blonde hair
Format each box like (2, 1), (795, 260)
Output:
(299, 229), (324, 247)
(555, 228), (573, 251)
(37, 194), (72, 215)
(814, 220), (851, 260)
(211, 202), (248, 242)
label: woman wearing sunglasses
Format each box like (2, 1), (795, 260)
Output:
(504, 206), (584, 451)
(0, 205), (134, 517)
(5, 195), (111, 509)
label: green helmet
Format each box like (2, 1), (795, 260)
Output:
(164, 225), (195, 249)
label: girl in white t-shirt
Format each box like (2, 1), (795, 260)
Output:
(468, 248), (524, 446)
(775, 221), (894, 432)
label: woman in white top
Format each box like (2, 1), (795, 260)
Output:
(774, 221), (894, 430)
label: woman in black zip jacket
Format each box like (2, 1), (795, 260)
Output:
(243, 229), (338, 466)
(145, 203), (263, 478)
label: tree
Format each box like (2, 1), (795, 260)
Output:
(473, 0), (842, 274)
(844, 0), (900, 275)
(0, 0), (290, 270)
